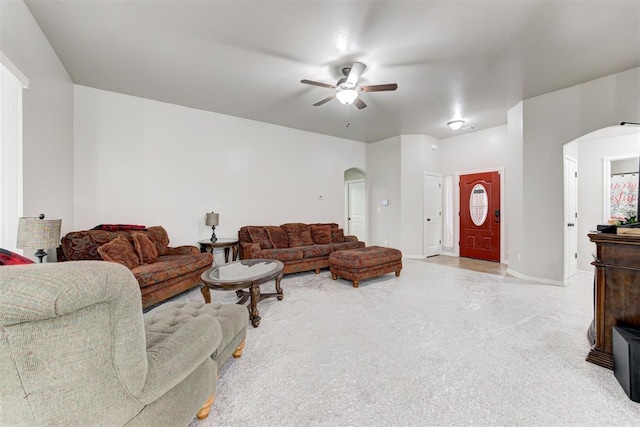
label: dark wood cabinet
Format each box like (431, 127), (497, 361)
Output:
(587, 233), (640, 369)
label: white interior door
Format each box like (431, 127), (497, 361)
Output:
(347, 180), (366, 242)
(424, 174), (442, 257)
(564, 157), (578, 279)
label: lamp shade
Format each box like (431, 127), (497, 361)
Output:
(336, 89), (358, 105)
(205, 212), (219, 226)
(16, 217), (62, 249)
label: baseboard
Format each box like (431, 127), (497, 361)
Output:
(506, 268), (565, 287)
(403, 254), (425, 260)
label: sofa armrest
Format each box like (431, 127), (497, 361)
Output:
(166, 245), (200, 255)
(239, 242), (261, 259)
(139, 316), (221, 404)
(344, 235), (359, 243)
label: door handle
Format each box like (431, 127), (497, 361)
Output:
(567, 223), (575, 227)
(427, 218), (431, 222)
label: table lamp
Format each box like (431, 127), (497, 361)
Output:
(16, 214), (62, 263)
(206, 212), (219, 242)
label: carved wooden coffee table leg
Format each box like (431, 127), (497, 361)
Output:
(201, 286), (211, 303)
(249, 284), (261, 327)
(352, 280), (359, 288)
(275, 276), (284, 300)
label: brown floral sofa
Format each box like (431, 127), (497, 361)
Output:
(239, 223), (365, 274)
(57, 226), (212, 309)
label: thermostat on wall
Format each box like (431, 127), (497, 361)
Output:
(382, 199), (389, 206)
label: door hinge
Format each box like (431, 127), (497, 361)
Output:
(439, 240), (441, 244)
(575, 212), (578, 218)
(439, 212), (442, 216)
(575, 253), (578, 259)
(575, 171), (578, 178)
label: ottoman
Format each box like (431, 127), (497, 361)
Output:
(329, 246), (403, 288)
(144, 300), (249, 419)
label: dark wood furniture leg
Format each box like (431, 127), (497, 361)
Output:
(224, 247), (230, 263)
(201, 286), (211, 303)
(232, 244), (239, 261)
(249, 283), (261, 327)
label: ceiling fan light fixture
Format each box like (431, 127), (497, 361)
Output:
(447, 120), (465, 131)
(336, 89), (358, 105)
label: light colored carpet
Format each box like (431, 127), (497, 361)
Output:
(175, 259), (640, 426)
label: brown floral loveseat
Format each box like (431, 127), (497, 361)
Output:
(239, 223), (364, 274)
(57, 226), (212, 309)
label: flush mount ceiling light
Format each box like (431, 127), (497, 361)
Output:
(447, 120), (465, 130)
(335, 88), (359, 105)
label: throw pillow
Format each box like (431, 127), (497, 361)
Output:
(310, 224), (332, 244)
(92, 224), (146, 231)
(0, 248), (35, 265)
(265, 226), (288, 249)
(280, 223), (313, 247)
(97, 236), (140, 269)
(247, 226), (273, 249)
(145, 226), (170, 255)
(331, 228), (346, 243)
(132, 233), (159, 264)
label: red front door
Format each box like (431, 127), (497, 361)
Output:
(460, 171), (500, 262)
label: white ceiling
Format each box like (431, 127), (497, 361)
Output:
(25, 0), (640, 142)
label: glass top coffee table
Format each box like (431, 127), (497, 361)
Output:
(200, 259), (284, 327)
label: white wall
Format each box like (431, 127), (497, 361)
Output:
(519, 67), (640, 283)
(400, 134), (440, 257)
(74, 86), (365, 246)
(0, 0), (74, 259)
(366, 136), (401, 249)
(507, 102), (524, 271)
(576, 131), (640, 271)
(439, 125), (509, 175)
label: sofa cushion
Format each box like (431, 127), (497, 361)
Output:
(146, 226), (170, 256)
(0, 248), (35, 265)
(281, 223), (313, 247)
(247, 226), (273, 249)
(330, 241), (366, 251)
(132, 233), (159, 264)
(61, 229), (130, 260)
(299, 244), (334, 259)
(331, 228), (346, 243)
(133, 253), (212, 288)
(255, 248), (303, 262)
(310, 224), (332, 244)
(97, 236), (141, 269)
(265, 226), (288, 249)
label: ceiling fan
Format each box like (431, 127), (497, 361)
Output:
(301, 62), (397, 110)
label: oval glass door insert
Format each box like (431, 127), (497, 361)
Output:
(470, 184), (488, 226)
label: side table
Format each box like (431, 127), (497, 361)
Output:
(198, 238), (239, 263)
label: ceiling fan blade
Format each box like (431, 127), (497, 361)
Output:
(301, 79), (336, 89)
(354, 98), (367, 110)
(313, 94), (336, 106)
(360, 83), (398, 92)
(346, 62), (366, 86)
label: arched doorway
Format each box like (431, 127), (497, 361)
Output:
(562, 125), (640, 280)
(344, 168), (366, 243)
